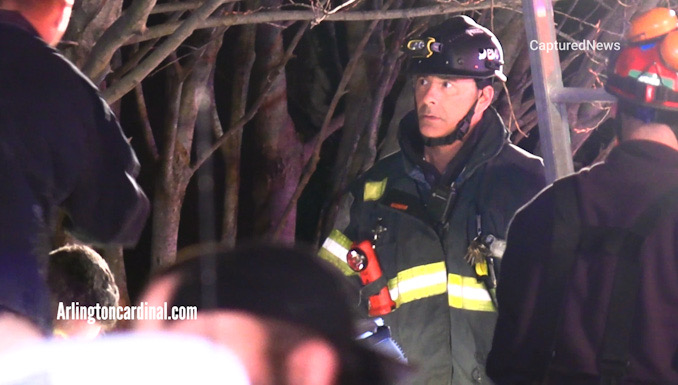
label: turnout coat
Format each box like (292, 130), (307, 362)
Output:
(322, 109), (545, 384)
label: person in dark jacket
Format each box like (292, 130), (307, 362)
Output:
(0, 0), (149, 337)
(487, 8), (678, 385)
(320, 16), (545, 385)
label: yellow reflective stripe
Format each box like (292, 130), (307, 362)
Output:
(388, 262), (447, 306)
(318, 229), (357, 276)
(475, 261), (488, 276)
(448, 274), (496, 312)
(364, 178), (388, 201)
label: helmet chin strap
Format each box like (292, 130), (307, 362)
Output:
(422, 98), (479, 147)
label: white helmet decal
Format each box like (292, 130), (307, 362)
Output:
(466, 28), (485, 36)
(478, 48), (500, 61)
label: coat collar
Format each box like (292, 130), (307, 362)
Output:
(398, 107), (509, 188)
(0, 10), (39, 37)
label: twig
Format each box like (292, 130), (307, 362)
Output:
(553, 9), (624, 37)
(150, 0), (239, 14)
(102, 0), (229, 103)
(327, 0), (361, 15)
(125, 0), (522, 45)
(555, 0), (579, 34)
(82, 0), (158, 84)
(502, 81), (527, 137)
(134, 83), (160, 161)
(109, 8), (187, 83)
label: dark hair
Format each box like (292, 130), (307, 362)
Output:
(47, 244), (119, 327)
(475, 77), (494, 89)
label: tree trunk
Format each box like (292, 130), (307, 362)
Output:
(250, 12), (303, 241)
(221, 25), (256, 248)
(151, 170), (188, 270)
(150, 33), (221, 269)
(222, 129), (242, 248)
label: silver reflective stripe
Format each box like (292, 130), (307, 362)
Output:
(318, 229), (357, 276)
(388, 262), (447, 306)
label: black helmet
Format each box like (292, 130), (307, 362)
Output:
(405, 15), (507, 82)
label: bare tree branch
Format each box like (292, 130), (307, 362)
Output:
(102, 0), (230, 103)
(126, 0), (522, 45)
(190, 21), (311, 175)
(150, 1), (237, 14)
(150, 1), (202, 14)
(82, 0), (157, 83)
(134, 83), (160, 161)
(364, 18), (409, 171)
(149, 0), (244, 14)
(110, 41), (156, 82)
(554, 9), (624, 37)
(272, 4), (393, 239)
(302, 114), (346, 161)
(110, 8), (187, 83)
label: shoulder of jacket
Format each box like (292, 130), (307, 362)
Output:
(358, 151), (407, 181)
(476, 144), (547, 206)
(347, 152), (408, 201)
(9, 35), (98, 99)
(481, 144), (544, 182)
(524, 173), (580, 212)
(497, 143), (544, 168)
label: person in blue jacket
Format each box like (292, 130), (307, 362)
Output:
(0, 0), (149, 336)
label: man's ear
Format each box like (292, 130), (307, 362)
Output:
(476, 84), (495, 113)
(286, 339), (339, 385)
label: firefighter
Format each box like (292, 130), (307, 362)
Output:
(488, 7), (678, 385)
(320, 15), (546, 385)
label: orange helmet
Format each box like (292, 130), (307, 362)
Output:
(660, 30), (678, 70)
(627, 8), (678, 43)
(606, 8), (678, 111)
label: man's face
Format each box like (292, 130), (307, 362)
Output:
(414, 75), (480, 139)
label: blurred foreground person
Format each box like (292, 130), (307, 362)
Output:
(488, 8), (678, 385)
(0, 333), (251, 385)
(136, 244), (410, 385)
(0, 0), (149, 336)
(48, 245), (119, 338)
